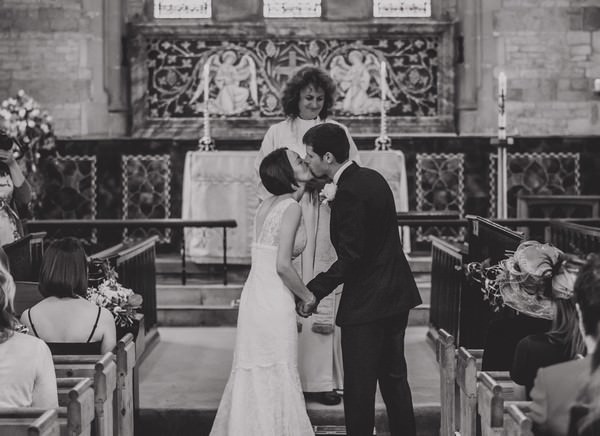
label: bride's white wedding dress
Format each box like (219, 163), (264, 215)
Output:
(209, 197), (314, 436)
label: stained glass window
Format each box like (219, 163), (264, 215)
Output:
(374, 0), (431, 17)
(154, 0), (211, 19)
(263, 0), (321, 18)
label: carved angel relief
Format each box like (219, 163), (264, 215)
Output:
(329, 50), (397, 115)
(190, 50), (259, 115)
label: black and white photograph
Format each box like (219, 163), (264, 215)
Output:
(1, 0), (600, 435)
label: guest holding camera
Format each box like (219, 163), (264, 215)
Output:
(0, 129), (32, 246)
(20, 237), (116, 355)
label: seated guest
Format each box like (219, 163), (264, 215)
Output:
(529, 254), (600, 436)
(481, 241), (566, 371)
(0, 256), (57, 408)
(20, 237), (116, 355)
(511, 267), (585, 398)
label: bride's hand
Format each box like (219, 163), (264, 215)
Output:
(297, 294), (317, 318)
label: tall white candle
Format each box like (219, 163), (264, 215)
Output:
(380, 61), (386, 137)
(203, 59), (210, 139)
(498, 71), (507, 140)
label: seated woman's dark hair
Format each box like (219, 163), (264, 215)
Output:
(0, 248), (17, 344)
(259, 148), (297, 196)
(39, 237), (88, 299)
(281, 66), (337, 120)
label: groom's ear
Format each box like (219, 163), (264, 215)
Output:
(324, 152), (334, 164)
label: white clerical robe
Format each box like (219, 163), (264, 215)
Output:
(256, 116), (360, 392)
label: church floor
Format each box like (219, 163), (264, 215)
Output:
(137, 326), (440, 436)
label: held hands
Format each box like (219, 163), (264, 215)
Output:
(296, 294), (318, 318)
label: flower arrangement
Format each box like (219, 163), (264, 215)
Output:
(86, 260), (143, 328)
(465, 240), (580, 320)
(0, 89), (56, 173)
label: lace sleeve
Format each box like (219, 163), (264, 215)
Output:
(256, 199), (296, 246)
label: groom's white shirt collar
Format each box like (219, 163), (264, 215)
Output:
(333, 160), (353, 185)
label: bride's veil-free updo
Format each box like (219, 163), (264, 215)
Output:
(259, 148), (298, 196)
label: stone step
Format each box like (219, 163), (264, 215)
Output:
(407, 255), (432, 273)
(156, 254), (432, 275)
(138, 404), (439, 436)
(157, 280), (431, 307)
(157, 304), (430, 327)
(156, 284), (243, 306)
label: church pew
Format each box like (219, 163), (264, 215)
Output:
(435, 329), (455, 436)
(56, 377), (95, 436)
(549, 220), (600, 256)
(53, 334), (137, 436)
(435, 329), (485, 436)
(53, 353), (117, 436)
(2, 232), (46, 281)
(430, 237), (466, 341)
(13, 280), (42, 317)
(114, 334), (135, 436)
(504, 403), (533, 436)
(477, 371), (528, 436)
(0, 408), (60, 436)
(454, 346), (483, 436)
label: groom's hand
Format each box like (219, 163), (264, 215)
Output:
(296, 295), (318, 318)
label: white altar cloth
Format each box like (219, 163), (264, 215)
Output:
(182, 150), (410, 264)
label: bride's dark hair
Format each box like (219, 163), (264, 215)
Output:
(259, 148), (298, 196)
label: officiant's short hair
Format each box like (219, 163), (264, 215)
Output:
(39, 237), (89, 298)
(303, 123), (349, 163)
(259, 148), (297, 196)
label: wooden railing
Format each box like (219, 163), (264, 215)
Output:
(24, 218), (237, 285)
(90, 236), (159, 334)
(2, 231), (46, 281)
(549, 220), (600, 255)
(429, 236), (466, 340)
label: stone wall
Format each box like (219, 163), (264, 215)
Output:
(1, 0), (600, 137)
(458, 0), (600, 135)
(0, 0), (119, 136)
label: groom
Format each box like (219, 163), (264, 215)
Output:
(299, 123), (422, 436)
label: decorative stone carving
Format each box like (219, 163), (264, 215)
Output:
(130, 20), (455, 137)
(416, 153), (465, 240)
(38, 156), (97, 242)
(488, 152), (580, 218)
(122, 155), (172, 243)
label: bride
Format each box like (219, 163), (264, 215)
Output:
(209, 148), (316, 436)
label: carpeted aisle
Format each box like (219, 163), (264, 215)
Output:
(138, 326), (440, 436)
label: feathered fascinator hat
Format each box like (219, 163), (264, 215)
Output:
(467, 240), (579, 320)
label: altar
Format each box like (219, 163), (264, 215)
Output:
(182, 150), (410, 264)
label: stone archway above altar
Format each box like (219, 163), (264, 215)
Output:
(182, 150), (410, 264)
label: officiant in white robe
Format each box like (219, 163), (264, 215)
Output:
(255, 66), (360, 402)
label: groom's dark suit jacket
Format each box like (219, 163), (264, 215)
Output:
(308, 162), (421, 326)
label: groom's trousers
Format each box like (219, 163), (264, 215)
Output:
(341, 311), (416, 436)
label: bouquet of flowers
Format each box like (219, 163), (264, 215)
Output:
(86, 260), (143, 328)
(0, 89), (56, 173)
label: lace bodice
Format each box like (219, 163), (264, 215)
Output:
(255, 198), (307, 257)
